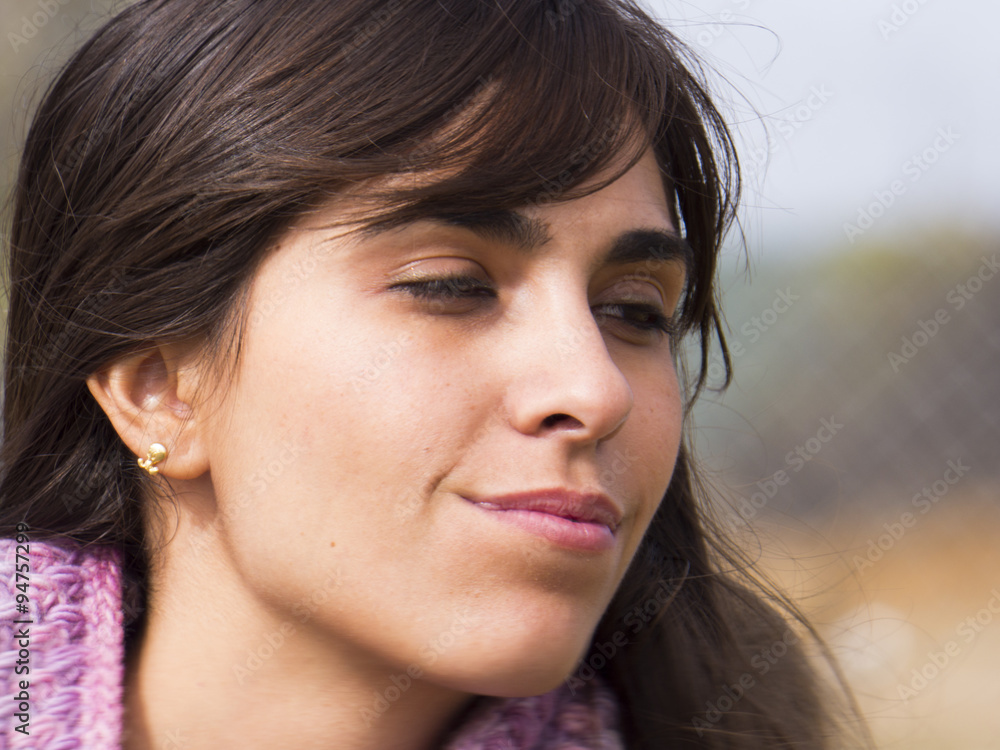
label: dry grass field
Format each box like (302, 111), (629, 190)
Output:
(751, 482), (1000, 749)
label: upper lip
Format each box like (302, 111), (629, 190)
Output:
(464, 488), (623, 533)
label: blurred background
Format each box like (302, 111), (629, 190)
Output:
(656, 1), (1000, 748)
(2, 0), (998, 747)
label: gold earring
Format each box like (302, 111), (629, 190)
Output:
(138, 443), (168, 475)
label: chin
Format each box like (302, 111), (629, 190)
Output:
(412, 589), (611, 698)
(429, 633), (593, 699)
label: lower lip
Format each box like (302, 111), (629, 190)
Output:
(466, 502), (616, 552)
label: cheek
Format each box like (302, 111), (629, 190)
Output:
(622, 361), (684, 529)
(632, 354), (684, 451)
(205, 292), (481, 556)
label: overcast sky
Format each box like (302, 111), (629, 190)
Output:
(646, 0), (1000, 257)
(4, 0), (996, 260)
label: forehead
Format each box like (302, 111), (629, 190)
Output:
(325, 140), (672, 228)
(522, 146), (673, 225)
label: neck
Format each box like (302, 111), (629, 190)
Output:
(122, 551), (477, 750)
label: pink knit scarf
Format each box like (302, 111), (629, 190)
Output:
(0, 538), (624, 749)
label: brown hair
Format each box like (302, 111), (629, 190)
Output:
(1, 0), (869, 746)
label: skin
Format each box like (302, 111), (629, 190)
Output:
(87, 145), (687, 750)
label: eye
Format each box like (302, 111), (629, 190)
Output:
(390, 274), (679, 338)
(593, 301), (678, 337)
(390, 275), (496, 301)
(389, 274), (498, 316)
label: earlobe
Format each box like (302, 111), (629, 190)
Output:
(85, 344), (210, 480)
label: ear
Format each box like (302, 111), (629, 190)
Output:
(86, 343), (210, 480)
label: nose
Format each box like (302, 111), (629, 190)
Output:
(503, 284), (634, 445)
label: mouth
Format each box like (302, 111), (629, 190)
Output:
(461, 487), (621, 552)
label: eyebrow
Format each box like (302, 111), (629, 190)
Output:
(383, 208), (694, 279)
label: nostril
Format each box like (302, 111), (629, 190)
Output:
(542, 413), (577, 429)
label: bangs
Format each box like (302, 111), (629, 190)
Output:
(280, 0), (738, 386)
(275, 0), (732, 247)
(345, 1), (665, 221)
(23, 0), (736, 400)
(260, 0), (737, 371)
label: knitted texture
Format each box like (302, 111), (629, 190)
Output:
(0, 538), (623, 749)
(441, 677), (625, 750)
(0, 537), (123, 749)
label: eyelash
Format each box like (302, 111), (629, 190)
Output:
(392, 275), (678, 336)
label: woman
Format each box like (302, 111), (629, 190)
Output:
(0, 0), (869, 747)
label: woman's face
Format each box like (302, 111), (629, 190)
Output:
(197, 145), (687, 696)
